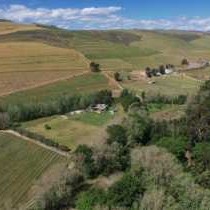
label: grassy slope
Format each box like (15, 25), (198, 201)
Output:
(0, 73), (112, 107)
(0, 132), (63, 208)
(0, 21), (41, 35)
(0, 41), (88, 73)
(0, 22), (209, 99)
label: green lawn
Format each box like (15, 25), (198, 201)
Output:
(70, 112), (114, 126)
(22, 111), (114, 150)
(0, 132), (64, 208)
(122, 74), (202, 97)
(0, 73), (111, 107)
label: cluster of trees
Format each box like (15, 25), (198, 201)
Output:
(119, 89), (141, 112)
(145, 64), (174, 78)
(5, 90), (113, 123)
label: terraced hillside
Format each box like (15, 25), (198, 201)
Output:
(0, 21), (209, 98)
(0, 132), (64, 208)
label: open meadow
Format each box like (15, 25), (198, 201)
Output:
(0, 132), (64, 208)
(22, 111), (115, 150)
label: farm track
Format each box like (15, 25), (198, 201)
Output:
(0, 70), (89, 97)
(1, 130), (71, 158)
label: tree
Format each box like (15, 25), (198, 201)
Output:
(156, 136), (189, 162)
(145, 67), (152, 78)
(75, 145), (96, 178)
(120, 89), (140, 112)
(159, 65), (166, 75)
(106, 124), (127, 146)
(193, 143), (210, 171)
(114, 72), (122, 81)
(0, 112), (10, 129)
(90, 62), (100, 72)
(181, 58), (189, 65)
(107, 171), (145, 208)
(76, 188), (106, 210)
(125, 111), (152, 145)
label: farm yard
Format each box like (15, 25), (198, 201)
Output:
(21, 111), (116, 150)
(0, 132), (64, 209)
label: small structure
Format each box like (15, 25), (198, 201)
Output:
(91, 104), (108, 114)
(69, 110), (85, 116)
(165, 68), (173, 74)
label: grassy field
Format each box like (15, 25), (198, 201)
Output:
(0, 73), (113, 107)
(22, 111), (115, 150)
(122, 74), (202, 96)
(185, 67), (210, 81)
(0, 132), (64, 208)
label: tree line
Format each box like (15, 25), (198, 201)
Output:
(0, 90), (113, 126)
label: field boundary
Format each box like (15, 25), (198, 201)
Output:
(0, 130), (70, 158)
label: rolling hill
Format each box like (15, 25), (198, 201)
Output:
(0, 20), (209, 99)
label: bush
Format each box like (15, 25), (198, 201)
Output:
(193, 143), (210, 171)
(76, 188), (106, 210)
(120, 89), (140, 112)
(156, 136), (188, 162)
(106, 124), (127, 146)
(45, 124), (52, 130)
(106, 171), (145, 208)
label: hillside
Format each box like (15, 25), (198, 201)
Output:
(0, 21), (209, 97)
